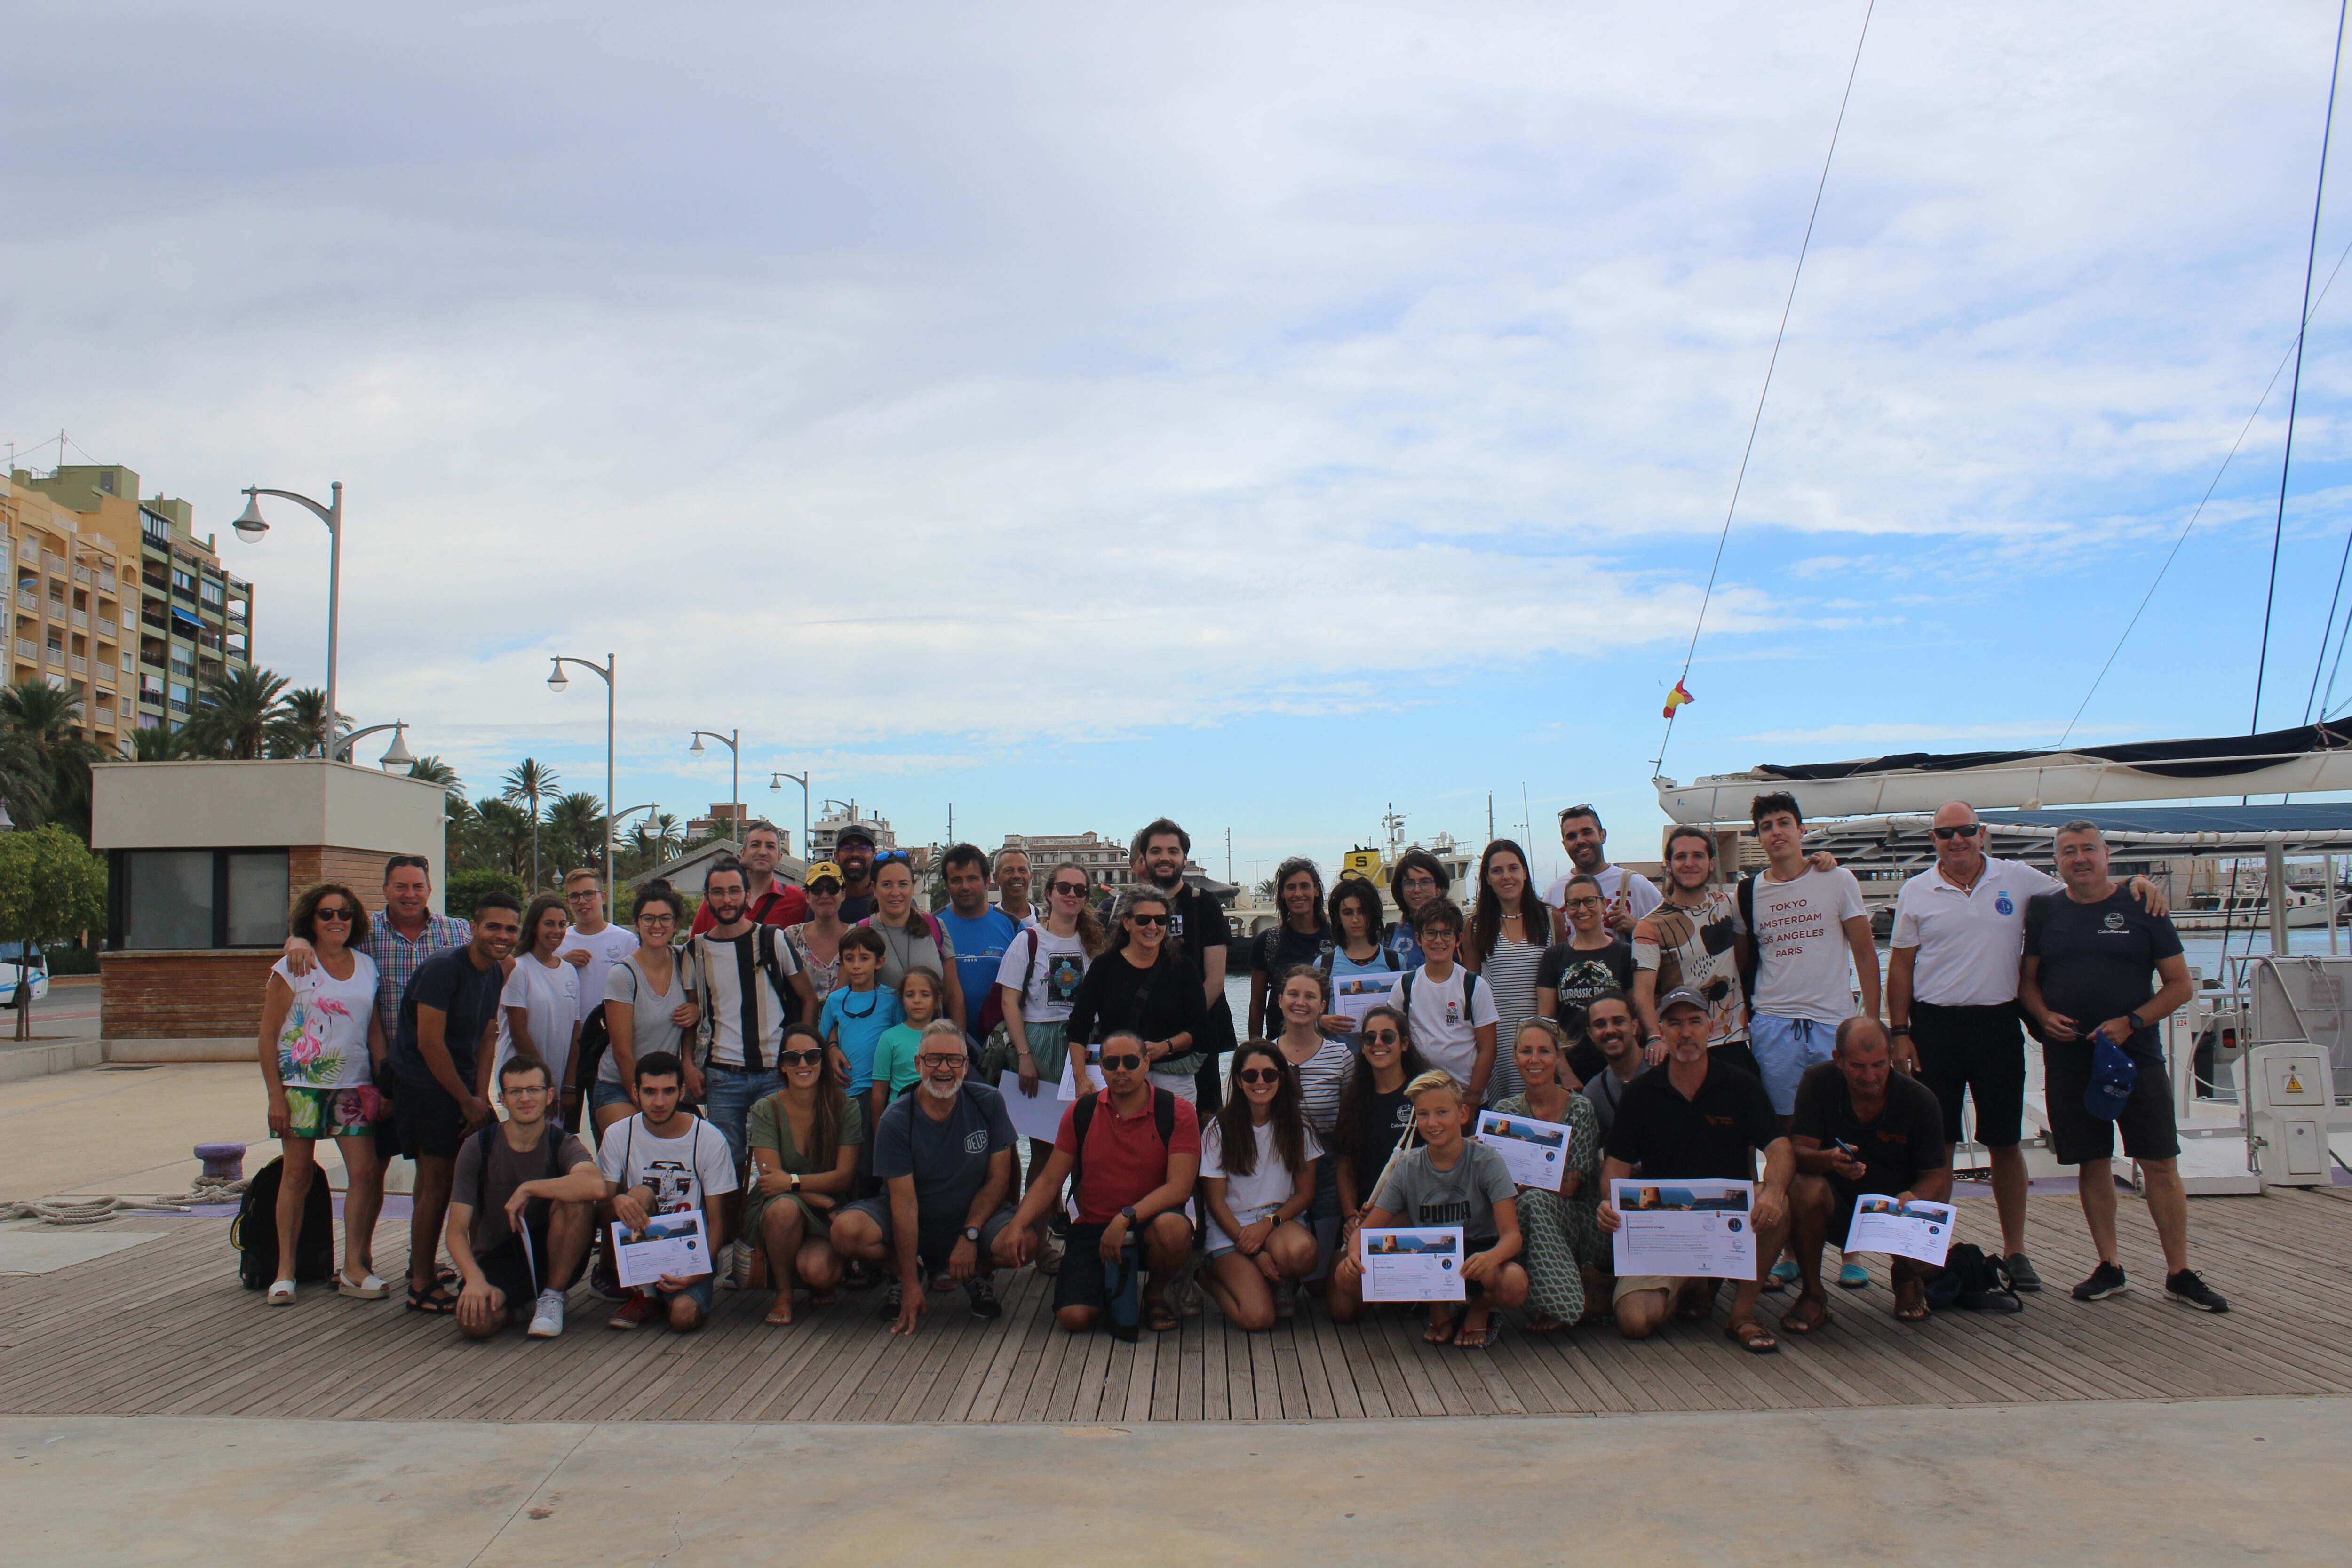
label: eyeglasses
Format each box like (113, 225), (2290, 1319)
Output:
(1128, 912), (1168, 926)
(565, 889), (601, 900)
(777, 1049), (825, 1067)
(1363, 1029), (1400, 1045)
(1236, 1067), (1282, 1085)
(1400, 875), (1437, 891)
(639, 914), (676, 927)
(313, 907), (354, 923)
(916, 1053), (968, 1070)
(1051, 881), (1089, 896)
(502, 1083), (548, 1097)
(1931, 824), (1983, 841)
(1098, 1052), (1144, 1071)
(1565, 897), (1603, 911)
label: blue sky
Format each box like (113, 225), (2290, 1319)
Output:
(9, 2), (2352, 891)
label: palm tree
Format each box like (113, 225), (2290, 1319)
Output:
(501, 759), (559, 889)
(407, 755), (462, 792)
(127, 724), (193, 762)
(623, 811), (683, 878)
(186, 666), (290, 761)
(545, 790), (607, 883)
(0, 680), (100, 835)
(469, 796), (533, 881)
(267, 687), (346, 758)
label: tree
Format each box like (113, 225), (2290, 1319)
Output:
(501, 759), (559, 890)
(407, 756), (462, 792)
(444, 868), (524, 923)
(127, 724), (195, 762)
(468, 796), (534, 882)
(186, 666), (290, 761)
(0, 680), (102, 838)
(267, 687), (347, 758)
(0, 826), (107, 1038)
(544, 790), (607, 883)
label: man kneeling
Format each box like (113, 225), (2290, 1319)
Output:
(448, 1055), (602, 1339)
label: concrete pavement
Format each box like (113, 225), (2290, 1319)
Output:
(5, 1396), (2333, 1566)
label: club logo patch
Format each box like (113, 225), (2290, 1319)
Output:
(2104, 912), (2127, 931)
(1994, 893), (2014, 916)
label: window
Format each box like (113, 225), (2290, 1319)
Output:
(167, 682), (190, 713)
(98, 470), (116, 495)
(170, 568), (196, 597)
(112, 848), (291, 950)
(199, 580), (223, 608)
(140, 509), (171, 545)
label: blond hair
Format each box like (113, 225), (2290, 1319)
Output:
(1403, 1069), (1466, 1106)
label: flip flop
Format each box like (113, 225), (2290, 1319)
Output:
(1892, 1278), (1931, 1323)
(763, 1298), (795, 1327)
(337, 1271), (389, 1300)
(405, 1281), (458, 1314)
(1523, 1312), (1566, 1333)
(1145, 1301), (1180, 1333)
(1726, 1319), (1779, 1355)
(1423, 1313), (1460, 1345)
(1779, 1295), (1833, 1337)
(1454, 1318), (1502, 1350)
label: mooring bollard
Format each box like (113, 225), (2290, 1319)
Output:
(194, 1142), (247, 1183)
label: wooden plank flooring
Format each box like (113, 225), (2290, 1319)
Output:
(6, 1189), (2350, 1424)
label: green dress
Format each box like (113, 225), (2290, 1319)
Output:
(742, 1090), (865, 1238)
(1493, 1090), (1604, 1323)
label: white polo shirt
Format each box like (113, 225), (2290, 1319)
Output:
(1890, 856), (2060, 1008)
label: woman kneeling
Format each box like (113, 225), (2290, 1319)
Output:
(1200, 1041), (1321, 1330)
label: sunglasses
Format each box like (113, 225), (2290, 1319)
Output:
(1128, 912), (1169, 926)
(874, 849), (911, 864)
(778, 1049), (826, 1067)
(1236, 1067), (1282, 1086)
(917, 1053), (968, 1070)
(1051, 881), (1088, 896)
(313, 907), (354, 923)
(1098, 1052), (1145, 1071)
(1363, 1029), (1400, 1045)
(1931, 824), (1983, 841)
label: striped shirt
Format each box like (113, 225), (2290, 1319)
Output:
(1476, 935), (1545, 1104)
(1279, 1035), (1356, 1138)
(360, 913), (473, 1046)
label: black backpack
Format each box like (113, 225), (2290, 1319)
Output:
(1926, 1242), (2023, 1314)
(231, 1157), (335, 1290)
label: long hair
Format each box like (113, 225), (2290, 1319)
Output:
(1468, 838), (1549, 963)
(1274, 962), (1332, 1020)
(521, 892), (570, 958)
(1334, 1003), (1430, 1178)
(1051, 860), (1112, 958)
(1215, 1040), (1308, 1180)
(289, 882), (372, 948)
(1271, 856), (1327, 933)
(1327, 877), (1387, 947)
(778, 1019), (845, 1168)
(1112, 884), (1174, 957)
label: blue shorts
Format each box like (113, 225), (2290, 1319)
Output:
(1748, 1014), (1836, 1116)
(656, 1274), (715, 1317)
(700, 1063), (782, 1173)
(590, 1078), (635, 1112)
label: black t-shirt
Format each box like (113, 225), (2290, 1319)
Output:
(1537, 939), (1636, 1057)
(1603, 1056), (1781, 1181)
(1342, 1085), (1416, 1192)
(1253, 922), (1332, 979)
(1788, 1063), (1947, 1195)
(1064, 949), (1210, 1060)
(392, 947), (506, 1090)
(838, 891), (877, 924)
(1167, 883), (1229, 972)
(2023, 887), (2184, 1063)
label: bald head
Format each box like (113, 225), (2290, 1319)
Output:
(1931, 800), (1986, 871)
(1834, 1015), (1891, 1101)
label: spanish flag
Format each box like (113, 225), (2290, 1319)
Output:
(1661, 680), (1694, 720)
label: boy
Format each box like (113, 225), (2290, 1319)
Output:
(1391, 902), (1500, 1105)
(818, 927), (904, 1102)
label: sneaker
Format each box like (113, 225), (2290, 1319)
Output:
(1166, 1258), (1205, 1317)
(2164, 1268), (2230, 1313)
(588, 1261), (628, 1304)
(2071, 1261), (2128, 1301)
(1274, 1279), (1299, 1320)
(1836, 1261), (1870, 1290)
(527, 1289), (566, 1338)
(1037, 1232), (1065, 1277)
(965, 1274), (1002, 1320)
(606, 1291), (659, 1331)
(2005, 1253), (2043, 1293)
(1764, 1258), (1797, 1293)
(877, 1279), (904, 1320)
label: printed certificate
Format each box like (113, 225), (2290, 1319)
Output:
(1001, 1069), (1068, 1142)
(1359, 1226), (1467, 1302)
(1844, 1196), (1956, 1266)
(610, 1209), (710, 1289)
(1056, 1045), (1109, 1101)
(1476, 1110), (1571, 1191)
(1332, 971), (1403, 1026)
(1610, 1179), (1756, 1279)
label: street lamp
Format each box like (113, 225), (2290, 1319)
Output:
(231, 481), (344, 741)
(612, 802), (660, 882)
(330, 720), (415, 771)
(688, 728), (740, 842)
(769, 770), (810, 862)
(548, 653), (617, 907)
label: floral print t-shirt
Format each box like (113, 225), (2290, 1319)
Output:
(272, 953), (381, 1090)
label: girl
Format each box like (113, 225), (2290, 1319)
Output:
(1329, 1070), (1528, 1348)
(255, 883), (388, 1304)
(784, 861), (850, 1005)
(1383, 850), (1451, 968)
(858, 853), (967, 1033)
(1464, 839), (1559, 1106)
(1200, 1042), (1322, 1330)
(594, 883), (698, 1138)
(1249, 857), (1329, 1036)
(1536, 871), (1637, 1086)
(498, 893), (581, 1114)
(1271, 965), (1356, 1290)
(868, 966), (946, 1131)
(1064, 886), (1210, 1101)
(1332, 1003), (1431, 1240)
(1489, 1019), (1605, 1331)
(744, 1020), (864, 1326)
(1321, 878), (1403, 1035)
(998, 861), (1110, 1204)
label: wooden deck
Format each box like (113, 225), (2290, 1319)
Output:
(7, 1188), (2351, 1424)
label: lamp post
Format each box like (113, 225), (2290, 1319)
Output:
(688, 728), (740, 842)
(769, 770), (810, 860)
(329, 720), (416, 771)
(548, 653), (617, 907)
(231, 481), (343, 741)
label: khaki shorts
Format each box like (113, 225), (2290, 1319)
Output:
(1611, 1274), (1693, 1305)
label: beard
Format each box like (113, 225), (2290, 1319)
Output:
(920, 1075), (961, 1103)
(1569, 845), (1604, 871)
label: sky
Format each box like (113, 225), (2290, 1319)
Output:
(9, 2), (2352, 893)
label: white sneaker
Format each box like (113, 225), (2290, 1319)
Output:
(527, 1289), (566, 1338)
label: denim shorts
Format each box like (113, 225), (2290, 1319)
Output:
(656, 1274), (715, 1316)
(700, 1063), (782, 1173)
(590, 1078), (635, 1112)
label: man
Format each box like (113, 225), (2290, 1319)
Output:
(1630, 828), (1753, 1075)
(598, 1051), (738, 1332)
(1783, 1018), (1952, 1334)
(1597, 987), (1793, 1353)
(936, 842), (1022, 1052)
(555, 869), (637, 1116)
(834, 1021), (1021, 1332)
(389, 890), (522, 1314)
(1580, 991), (1644, 1138)
(448, 1054), (603, 1339)
(1543, 804), (1664, 937)
(689, 819), (809, 936)
(1887, 800), (2167, 1293)
(997, 1027), (1201, 1334)
(1128, 818), (1234, 1112)
(2020, 821), (2224, 1311)
(1741, 793), (1880, 1118)
(833, 823), (881, 923)
(993, 845), (1037, 928)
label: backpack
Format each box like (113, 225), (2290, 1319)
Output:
(979, 928), (1048, 1080)
(1318, 944), (1400, 976)
(1068, 1086), (1179, 1213)
(231, 1156), (334, 1289)
(469, 1121), (570, 1215)
(577, 945), (693, 1092)
(690, 927), (796, 1070)
(1925, 1242), (2023, 1314)
(1397, 966), (1479, 1023)
(1735, 873), (1761, 1002)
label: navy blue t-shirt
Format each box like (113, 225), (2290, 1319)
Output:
(873, 1080), (1018, 1245)
(391, 947), (506, 1091)
(2022, 887), (2183, 1064)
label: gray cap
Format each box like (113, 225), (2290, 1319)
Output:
(1656, 986), (1709, 1018)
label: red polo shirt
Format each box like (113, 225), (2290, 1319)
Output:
(689, 880), (810, 936)
(1054, 1088), (1201, 1224)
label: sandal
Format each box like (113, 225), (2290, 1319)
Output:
(1779, 1294), (1833, 1337)
(1892, 1277), (1931, 1323)
(1726, 1318), (1779, 1354)
(763, 1297), (795, 1327)
(1145, 1300), (1180, 1333)
(337, 1270), (389, 1300)
(1454, 1316), (1501, 1350)
(405, 1280), (458, 1314)
(266, 1279), (296, 1307)
(1422, 1312), (1459, 1345)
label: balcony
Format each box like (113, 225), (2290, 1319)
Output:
(15, 538), (35, 562)
(72, 564), (91, 585)
(43, 646), (63, 667)
(71, 607), (87, 629)
(97, 617), (116, 639)
(68, 654), (86, 676)
(98, 570), (116, 594)
(227, 600), (247, 621)
(14, 590), (34, 613)
(13, 639), (32, 661)
(41, 553), (65, 575)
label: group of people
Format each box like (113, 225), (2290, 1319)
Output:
(251, 796), (2229, 1359)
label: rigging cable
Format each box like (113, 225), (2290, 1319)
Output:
(1653, 0), (1874, 777)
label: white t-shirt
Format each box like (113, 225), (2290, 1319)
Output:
(1890, 857), (2061, 1009)
(1739, 866), (1869, 1024)
(271, 953), (381, 1090)
(1200, 1117), (1324, 1249)
(496, 955), (580, 1088)
(995, 925), (1091, 1024)
(556, 922), (640, 1027)
(595, 1112), (739, 1213)
(1395, 964), (1501, 1086)
(1542, 863), (1664, 923)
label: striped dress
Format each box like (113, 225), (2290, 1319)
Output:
(1477, 935), (1545, 1104)
(1279, 1033), (1356, 1225)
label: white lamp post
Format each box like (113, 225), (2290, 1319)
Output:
(769, 769), (810, 860)
(688, 728), (740, 841)
(548, 653), (617, 907)
(231, 482), (343, 739)
(330, 720), (415, 770)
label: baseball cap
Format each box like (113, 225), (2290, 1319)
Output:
(1656, 987), (1709, 1018)
(833, 824), (877, 849)
(2084, 1037), (2140, 1120)
(803, 860), (843, 889)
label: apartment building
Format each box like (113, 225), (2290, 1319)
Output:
(3, 472), (132, 747)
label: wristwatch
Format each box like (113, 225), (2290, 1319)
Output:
(788, 1172), (801, 1192)
(1888, 1024), (1912, 1036)
(962, 1225), (982, 1244)
(2125, 1012), (2147, 1033)
(1120, 1205), (1140, 1227)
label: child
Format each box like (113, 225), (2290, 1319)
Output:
(867, 966), (946, 1131)
(1328, 1069), (1527, 1348)
(818, 928), (904, 1104)
(1391, 902), (1501, 1105)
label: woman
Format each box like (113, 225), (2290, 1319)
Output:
(783, 861), (850, 1005)
(1248, 857), (1328, 1036)
(1383, 849), (1451, 968)
(595, 883), (699, 1138)
(998, 861), (1111, 1191)
(745, 1020), (863, 1326)
(255, 883), (388, 1304)
(1332, 1003), (1430, 1244)
(1322, 878), (1403, 1035)
(1537, 871), (1638, 1087)
(1490, 1020), (1604, 1331)
(1464, 838), (1559, 1105)
(1064, 885), (1210, 1101)
(858, 852), (967, 1034)
(1271, 965), (1356, 1280)
(498, 893), (581, 1114)
(1200, 1042), (1321, 1330)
